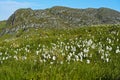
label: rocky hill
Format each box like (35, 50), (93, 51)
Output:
(1, 6), (120, 34)
(0, 6), (120, 80)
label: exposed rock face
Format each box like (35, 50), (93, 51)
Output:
(5, 6), (120, 32)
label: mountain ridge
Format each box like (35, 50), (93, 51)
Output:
(7, 6), (120, 27)
(1, 6), (120, 35)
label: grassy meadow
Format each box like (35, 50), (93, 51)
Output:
(0, 24), (120, 80)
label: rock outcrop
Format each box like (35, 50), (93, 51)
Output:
(4, 6), (120, 33)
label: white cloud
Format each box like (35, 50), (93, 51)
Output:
(0, 1), (33, 21)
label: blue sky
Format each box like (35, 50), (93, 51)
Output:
(0, 0), (120, 21)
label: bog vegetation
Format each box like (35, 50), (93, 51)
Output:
(0, 23), (120, 80)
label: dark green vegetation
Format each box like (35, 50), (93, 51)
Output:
(0, 24), (120, 80)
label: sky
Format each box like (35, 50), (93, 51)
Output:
(0, 0), (120, 21)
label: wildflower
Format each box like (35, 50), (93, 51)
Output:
(87, 39), (93, 46)
(71, 46), (76, 52)
(106, 58), (109, 62)
(116, 49), (120, 53)
(75, 55), (79, 61)
(43, 59), (46, 62)
(91, 44), (95, 49)
(52, 56), (56, 60)
(50, 62), (54, 64)
(101, 56), (104, 59)
(5, 56), (9, 60)
(87, 59), (90, 64)
(117, 38), (119, 42)
(83, 48), (89, 53)
(60, 61), (63, 64)
(67, 55), (71, 61)
(14, 55), (18, 60)
(2, 57), (5, 60)
(80, 56), (83, 62)
(47, 54), (51, 59)
(106, 46), (112, 51)
(36, 51), (39, 55)
(22, 56), (27, 60)
(0, 52), (3, 55)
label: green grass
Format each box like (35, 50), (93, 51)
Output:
(0, 24), (120, 80)
(0, 21), (6, 29)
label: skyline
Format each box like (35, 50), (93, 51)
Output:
(0, 0), (120, 21)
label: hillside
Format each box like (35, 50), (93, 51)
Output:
(0, 6), (120, 80)
(0, 25), (120, 80)
(4, 6), (120, 33)
(0, 21), (6, 29)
